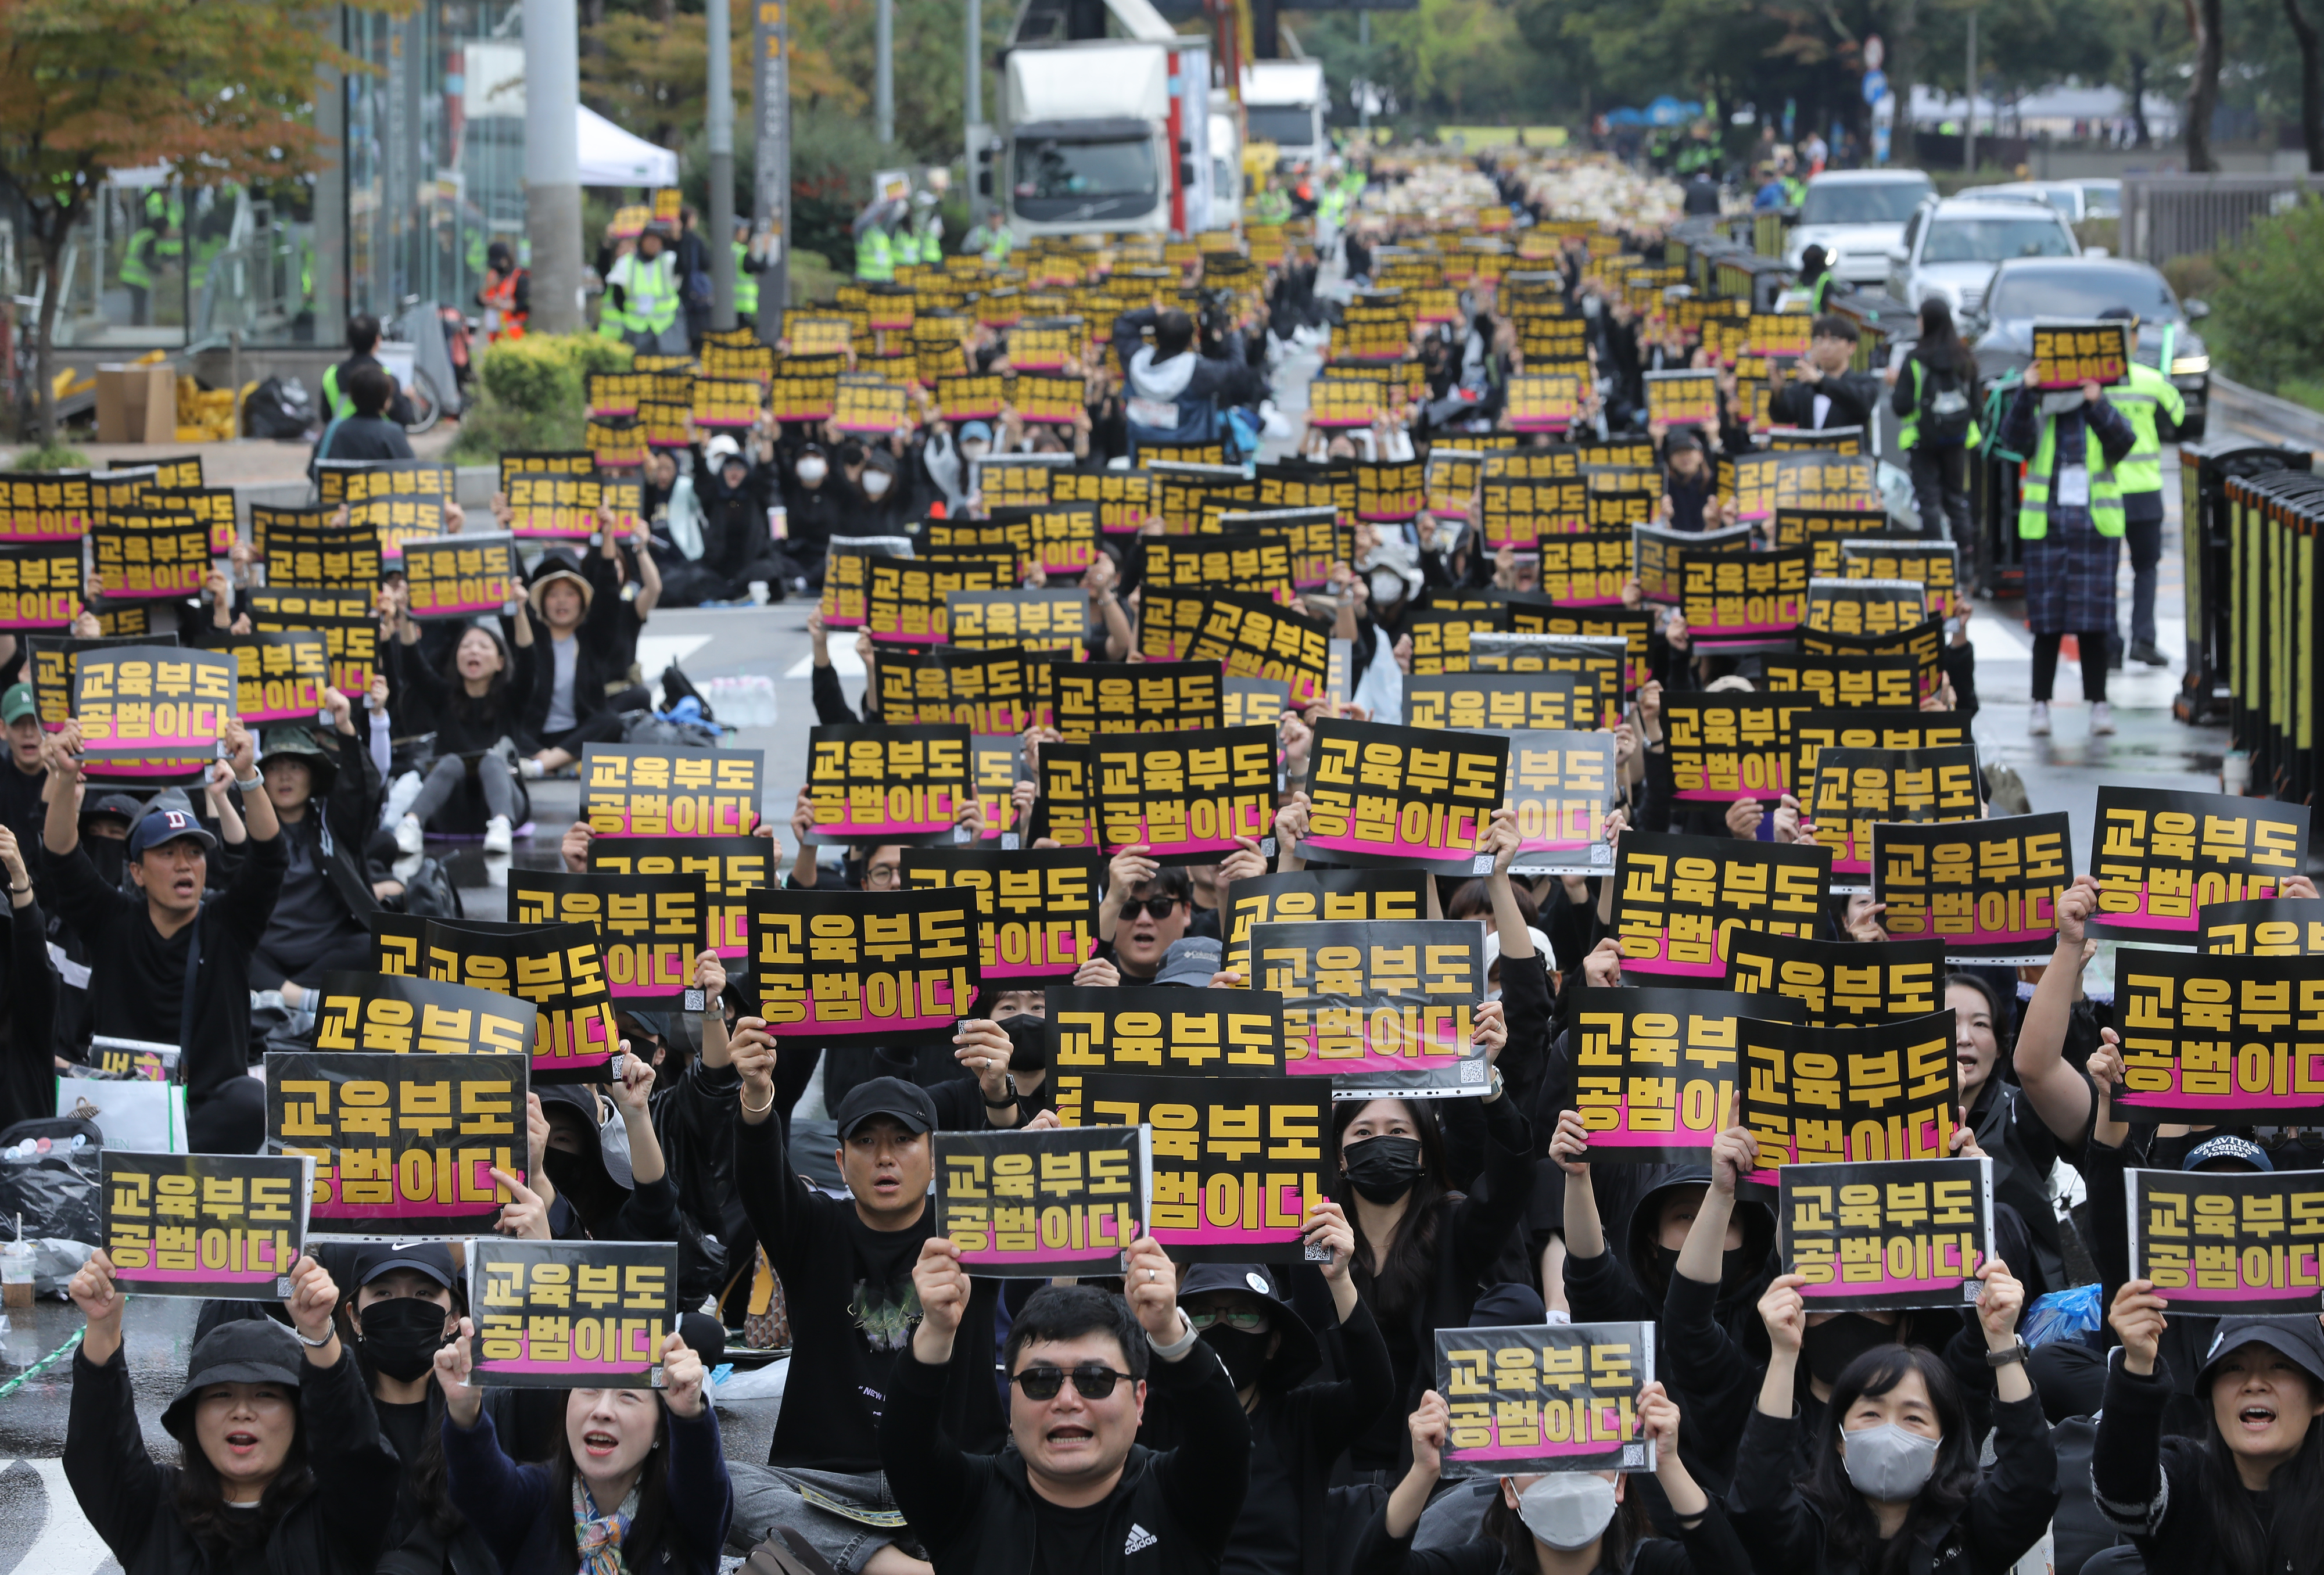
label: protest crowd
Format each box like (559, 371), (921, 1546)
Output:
(0, 146), (2309, 1575)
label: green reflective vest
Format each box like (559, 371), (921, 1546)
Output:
(2018, 409), (2125, 540)
(2105, 361), (2186, 498)
(321, 362), (354, 421)
(1896, 358), (1981, 453)
(894, 227), (921, 268)
(624, 253), (679, 334)
(733, 242), (759, 317)
(120, 228), (160, 290)
(856, 225), (894, 282)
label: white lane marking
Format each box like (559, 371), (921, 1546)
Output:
(783, 646), (863, 680)
(8, 1459), (111, 1575)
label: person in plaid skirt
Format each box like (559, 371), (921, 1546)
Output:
(1998, 381), (2137, 738)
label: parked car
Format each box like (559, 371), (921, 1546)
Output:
(1885, 195), (2080, 321)
(1782, 168), (1938, 285)
(1967, 255), (2211, 437)
(1962, 178), (2121, 224)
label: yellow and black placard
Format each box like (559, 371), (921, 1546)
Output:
(750, 885), (982, 1045)
(214, 631), (331, 724)
(469, 1238), (675, 1387)
(345, 494), (447, 549)
(1724, 932), (1946, 1027)
(249, 511), (386, 587)
(1139, 590), (1209, 664)
(1874, 813), (2075, 961)
(343, 943), (611, 1083)
(1013, 372), (1085, 425)
(1179, 591), (1332, 707)
(1749, 313), (1813, 356)
(1254, 461), (1357, 517)
(1307, 377), (1383, 428)
(1223, 676), (1290, 730)
(1661, 693), (1814, 804)
(1214, 506), (1343, 591)
(1079, 1072), (1330, 1264)
(1053, 659), (1222, 743)
(784, 313), (853, 355)
(769, 355), (844, 422)
(1568, 985), (1788, 1162)
(1355, 461), (1427, 522)
(833, 376), (910, 433)
(1534, 532), (1632, 605)
(1303, 717), (1508, 876)
(1614, 830), (1833, 980)
(89, 510), (209, 601)
(877, 647), (1056, 735)
(1437, 1322), (1656, 1476)
(1053, 467), (1158, 536)
(1790, 711), (1972, 797)
(804, 723), (973, 847)
(1780, 1156), (1993, 1311)
(587, 415), (647, 469)
(987, 503), (1100, 577)
(2029, 320), (2132, 390)
(2111, 949), (2324, 1122)
(1466, 634), (1629, 729)
(1740, 1010), (1961, 1180)
(1805, 744), (1982, 880)
(945, 589), (1091, 652)
(1406, 670), (1597, 733)
(317, 460), (455, 510)
(701, 339), (775, 384)
(1151, 465), (1258, 532)
(580, 744), (762, 838)
(1644, 369), (1719, 428)
(818, 535), (914, 630)
(71, 645), (235, 767)
(937, 1126), (1150, 1276)
(1839, 540), (1961, 620)
(2203, 898), (2324, 956)
(1798, 618), (1945, 702)
(588, 834), (770, 960)
(1091, 724), (1276, 865)
(1508, 371), (1586, 435)
(1427, 450), (1486, 514)
(1633, 522), (1750, 607)
(499, 472), (602, 540)
(1762, 655), (1921, 712)
(28, 633), (173, 727)
(248, 587), (378, 696)
(0, 472), (94, 543)
(1221, 871), (1429, 985)
(587, 374), (645, 417)
(1765, 425), (1866, 455)
(865, 552), (1013, 645)
(508, 867), (709, 1009)
(899, 845), (1104, 982)
(974, 454), (1071, 510)
(1771, 454), (1884, 519)
(1405, 607), (1507, 675)
(103, 1151), (313, 1300)
(2090, 787), (2308, 941)
(0, 543), (83, 629)
(1253, 919), (1489, 1096)
(1532, 609), (1653, 694)
(267, 1049), (526, 1237)
(1046, 984), (1288, 1126)
(2126, 1167), (2324, 1315)
(936, 372), (1006, 420)
(1504, 730), (1619, 875)
(690, 376), (762, 430)
(1807, 576), (1928, 637)
(1683, 547), (1813, 645)
(401, 532), (522, 618)
(147, 486), (238, 557)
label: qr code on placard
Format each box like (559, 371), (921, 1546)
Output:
(1304, 1238), (1332, 1262)
(1963, 1280), (1985, 1304)
(1471, 853), (1496, 875)
(275, 1276), (293, 1298)
(1591, 842), (1612, 867)
(682, 988), (706, 1014)
(1460, 1060), (1488, 1084)
(1622, 1444), (1647, 1468)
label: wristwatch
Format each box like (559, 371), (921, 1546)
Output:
(1985, 1337), (2031, 1368)
(982, 1073), (1020, 1109)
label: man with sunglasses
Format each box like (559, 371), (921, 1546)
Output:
(884, 1232), (1253, 1574)
(1099, 852), (1200, 984)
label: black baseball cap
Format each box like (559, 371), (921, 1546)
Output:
(2197, 1315), (2324, 1391)
(82, 792), (144, 827)
(832, 1075), (938, 1140)
(351, 1239), (458, 1290)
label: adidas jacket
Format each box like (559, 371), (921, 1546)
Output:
(881, 1328), (1251, 1575)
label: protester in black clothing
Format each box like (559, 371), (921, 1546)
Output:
(1891, 297), (1980, 547)
(583, 519), (661, 694)
(64, 1250), (399, 1575)
(327, 313), (419, 426)
(693, 439), (789, 601)
(777, 440), (848, 591)
(1113, 306), (1267, 435)
(388, 620), (534, 854)
(1731, 1261), (2054, 1575)
(1139, 1230), (1393, 1575)
(726, 1018), (1009, 1571)
(1365, 1383), (1748, 1575)
(1659, 428), (1721, 532)
(248, 706), (384, 1012)
(0, 823), (53, 1131)
(1945, 971), (2068, 1296)
(883, 1237), (1254, 1575)
(313, 365), (416, 469)
(2093, 1298), (2324, 1575)
(0, 683), (49, 856)
(1767, 317), (1877, 432)
(44, 718), (285, 1154)
(1097, 857), (1199, 982)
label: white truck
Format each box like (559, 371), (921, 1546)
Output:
(986, 0), (1216, 241)
(1241, 59), (1327, 173)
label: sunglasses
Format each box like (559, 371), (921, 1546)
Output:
(1121, 896), (1183, 921)
(1183, 1308), (1270, 1333)
(1011, 1362), (1133, 1401)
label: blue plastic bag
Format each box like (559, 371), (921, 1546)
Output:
(2021, 1282), (2104, 1349)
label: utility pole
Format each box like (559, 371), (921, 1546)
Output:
(1964, 10), (1977, 173)
(752, 0), (790, 330)
(522, 0), (584, 333)
(876, 0), (894, 143)
(708, 0), (737, 329)
(1358, 12), (1370, 132)
(966, 0), (982, 227)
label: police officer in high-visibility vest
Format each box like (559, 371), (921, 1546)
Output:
(852, 196), (903, 282)
(321, 313), (417, 428)
(1997, 368), (2139, 741)
(120, 212), (181, 327)
(734, 221), (763, 324)
(601, 223), (683, 353)
(1797, 243), (1839, 313)
(2093, 304), (2186, 669)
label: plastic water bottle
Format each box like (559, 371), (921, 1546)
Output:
(750, 676), (777, 727)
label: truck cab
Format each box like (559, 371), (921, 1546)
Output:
(1242, 59), (1326, 173)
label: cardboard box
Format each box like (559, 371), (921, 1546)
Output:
(94, 362), (176, 445)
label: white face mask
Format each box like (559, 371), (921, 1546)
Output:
(960, 442), (989, 462)
(862, 471), (892, 498)
(1515, 1474), (1618, 1550)
(1369, 569), (1406, 607)
(797, 458), (828, 485)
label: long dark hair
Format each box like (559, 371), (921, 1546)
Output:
(339, 1300), (466, 1542)
(173, 1405), (316, 1555)
(2199, 1350), (2324, 1575)
(1482, 1476), (1646, 1572)
(546, 1394), (677, 1574)
(1915, 297), (1970, 376)
(1803, 1345), (1978, 1575)
(440, 622), (516, 727)
(1331, 1097), (1452, 1325)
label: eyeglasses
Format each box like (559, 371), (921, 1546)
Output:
(1121, 896), (1182, 920)
(862, 864), (901, 891)
(1011, 1362), (1132, 1400)
(1183, 1308), (1270, 1333)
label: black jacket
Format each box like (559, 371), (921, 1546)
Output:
(0, 896), (55, 1132)
(1355, 1491), (1755, 1575)
(2091, 1350), (2257, 1574)
(389, 632), (537, 756)
(883, 1332), (1253, 1575)
(518, 596), (629, 743)
(1767, 371), (1878, 433)
(1727, 1393), (2060, 1575)
(64, 1342), (400, 1575)
(288, 726), (385, 932)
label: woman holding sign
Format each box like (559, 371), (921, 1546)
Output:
(1730, 1258), (2056, 1575)
(63, 1250), (403, 1575)
(435, 1319), (731, 1575)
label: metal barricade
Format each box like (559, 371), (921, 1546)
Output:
(2122, 174), (2324, 267)
(2176, 440), (2309, 729)
(2220, 468), (2324, 802)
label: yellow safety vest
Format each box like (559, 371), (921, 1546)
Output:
(733, 242), (759, 317)
(2106, 361), (2186, 499)
(856, 226), (894, 282)
(2018, 411), (2125, 540)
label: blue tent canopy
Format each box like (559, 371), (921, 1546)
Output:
(1605, 107), (1647, 127)
(1646, 95), (1705, 126)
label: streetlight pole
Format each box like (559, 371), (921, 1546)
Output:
(708, 0), (737, 329)
(522, 0), (584, 333)
(752, 0), (791, 331)
(876, 0), (894, 143)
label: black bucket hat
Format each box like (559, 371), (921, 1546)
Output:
(1177, 1262), (1320, 1390)
(160, 1318), (306, 1442)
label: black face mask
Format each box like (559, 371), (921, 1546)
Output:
(1203, 1324), (1272, 1390)
(86, 835), (127, 889)
(1651, 1241), (1762, 1293)
(357, 1295), (453, 1383)
(1002, 1014), (1047, 1074)
(1804, 1311), (1899, 1386)
(543, 1146), (626, 1227)
(1342, 1135), (1426, 1204)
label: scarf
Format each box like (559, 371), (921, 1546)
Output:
(572, 1476), (641, 1575)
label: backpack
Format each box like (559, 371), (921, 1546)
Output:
(397, 856), (465, 920)
(1917, 356), (1974, 446)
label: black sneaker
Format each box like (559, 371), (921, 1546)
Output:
(2132, 640), (2169, 666)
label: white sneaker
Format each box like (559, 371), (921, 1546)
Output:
(483, 815), (512, 855)
(394, 813), (424, 856)
(2090, 701), (2117, 737)
(2027, 702), (2052, 737)
(518, 756), (546, 780)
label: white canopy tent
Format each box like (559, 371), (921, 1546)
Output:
(576, 105), (679, 188)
